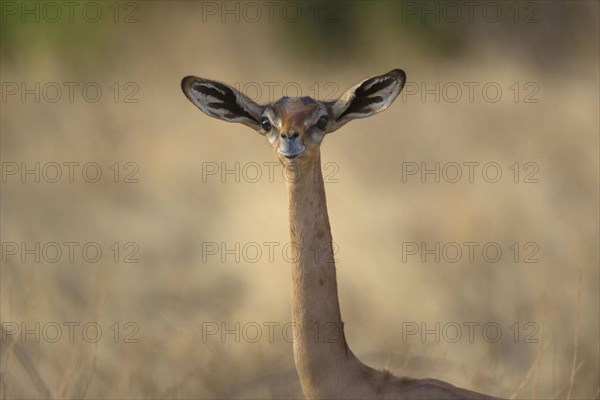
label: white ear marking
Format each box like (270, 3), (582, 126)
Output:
(181, 76), (266, 131)
(326, 69), (406, 133)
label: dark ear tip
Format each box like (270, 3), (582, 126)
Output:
(181, 75), (198, 93)
(390, 69), (406, 83)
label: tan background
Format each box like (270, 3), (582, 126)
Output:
(1, 1), (598, 399)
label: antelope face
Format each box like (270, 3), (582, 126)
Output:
(181, 69), (406, 168)
(260, 97), (330, 166)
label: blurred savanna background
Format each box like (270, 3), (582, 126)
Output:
(1, 1), (598, 399)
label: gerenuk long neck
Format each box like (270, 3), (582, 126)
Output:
(285, 155), (366, 397)
(284, 155), (501, 400)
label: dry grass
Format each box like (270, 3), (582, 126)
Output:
(1, 2), (598, 399)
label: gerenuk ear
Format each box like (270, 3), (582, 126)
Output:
(182, 76), (265, 131)
(326, 69), (405, 133)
